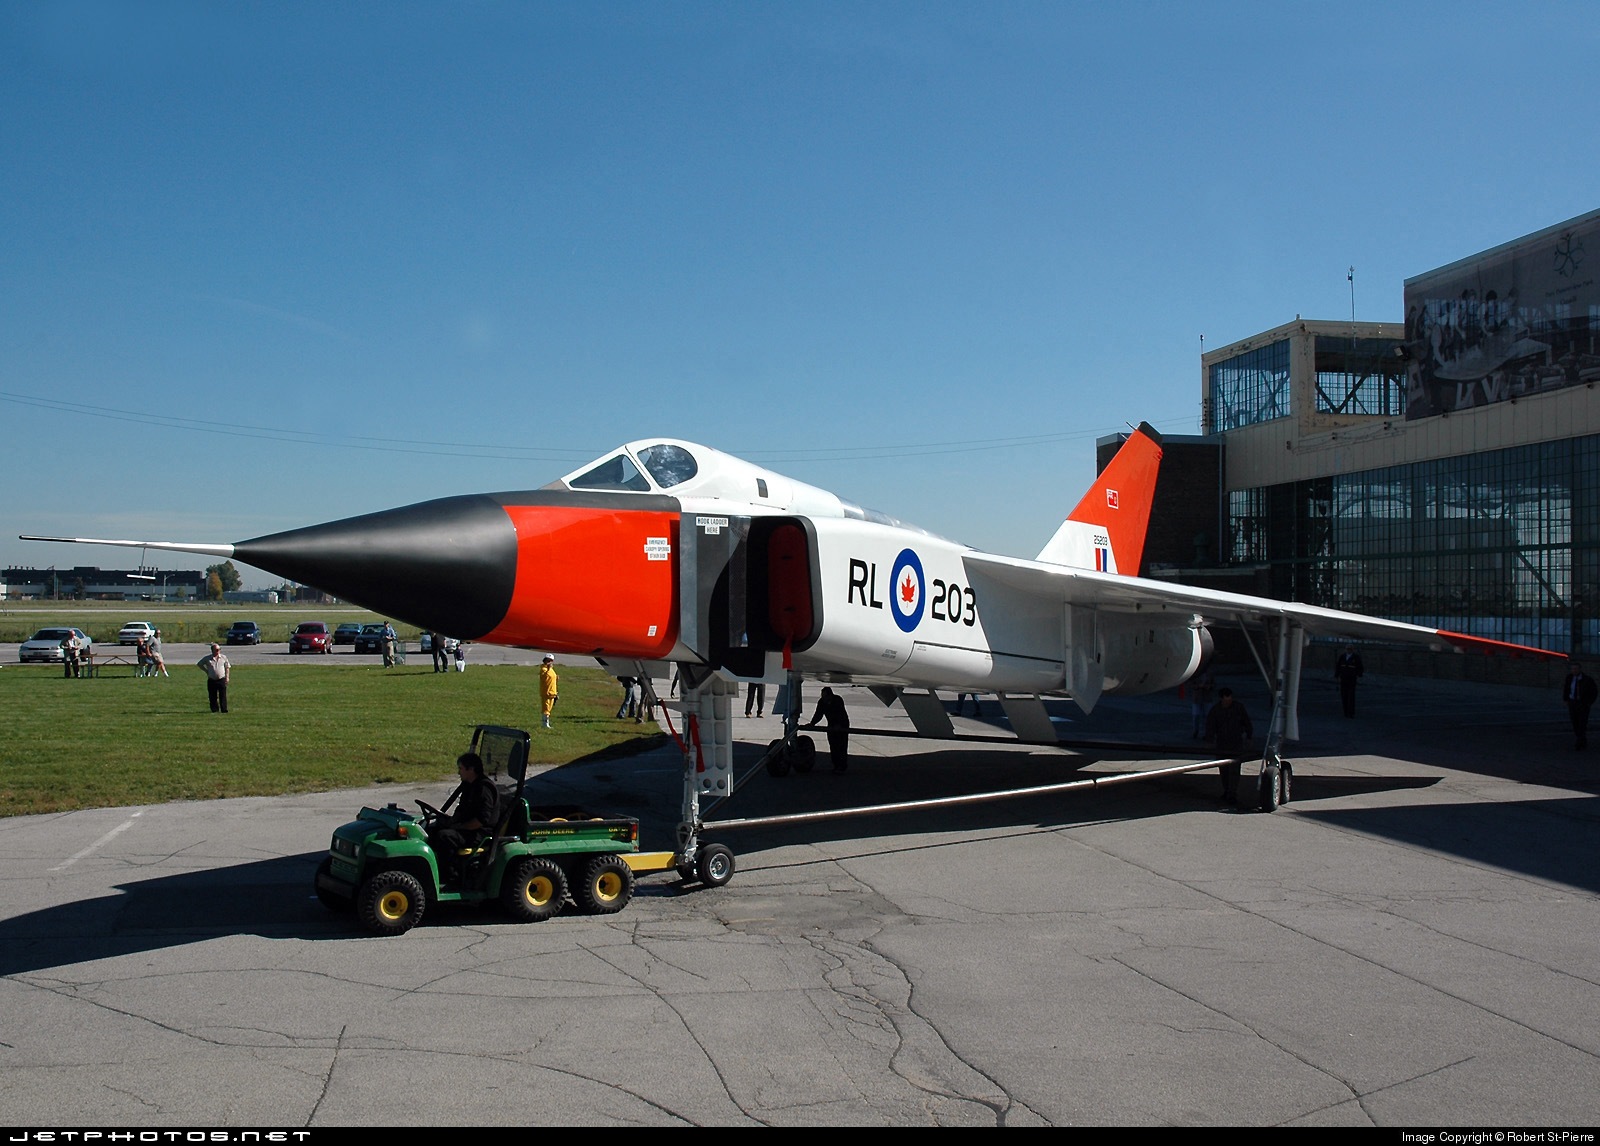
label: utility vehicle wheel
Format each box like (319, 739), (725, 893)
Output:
(792, 735), (816, 774)
(358, 870), (426, 935)
(765, 738), (791, 777)
(502, 857), (567, 923)
(313, 857), (352, 913)
(573, 854), (634, 914)
(696, 842), (735, 888)
(1259, 763), (1282, 813)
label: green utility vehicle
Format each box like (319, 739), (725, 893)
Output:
(313, 724), (733, 935)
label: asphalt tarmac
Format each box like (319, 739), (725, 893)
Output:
(2, 660), (1598, 1127)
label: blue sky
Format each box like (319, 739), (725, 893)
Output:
(4, 1), (1598, 587)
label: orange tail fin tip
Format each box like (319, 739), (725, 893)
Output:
(1035, 422), (1163, 575)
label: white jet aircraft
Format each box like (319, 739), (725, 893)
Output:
(24, 423), (1562, 873)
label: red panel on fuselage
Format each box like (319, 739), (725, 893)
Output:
(482, 505), (680, 658)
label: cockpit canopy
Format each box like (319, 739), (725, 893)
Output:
(555, 439), (802, 507)
(551, 438), (942, 538)
(564, 442), (700, 493)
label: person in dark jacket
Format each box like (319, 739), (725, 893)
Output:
(1563, 660), (1598, 749)
(1334, 647), (1365, 718)
(429, 753), (501, 875)
(1205, 687), (1254, 802)
(806, 686), (851, 773)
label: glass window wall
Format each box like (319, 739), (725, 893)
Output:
(1227, 435), (1600, 651)
(1208, 340), (1291, 432)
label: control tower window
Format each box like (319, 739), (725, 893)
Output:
(570, 453), (651, 492)
(637, 443), (698, 488)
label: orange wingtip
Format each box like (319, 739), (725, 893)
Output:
(1436, 630), (1566, 659)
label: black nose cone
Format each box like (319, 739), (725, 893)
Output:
(233, 494), (518, 639)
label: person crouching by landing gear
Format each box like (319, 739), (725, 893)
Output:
(1205, 687), (1254, 803)
(806, 686), (851, 773)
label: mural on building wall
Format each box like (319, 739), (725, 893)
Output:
(1405, 211), (1600, 418)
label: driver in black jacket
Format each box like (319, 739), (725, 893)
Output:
(429, 753), (500, 869)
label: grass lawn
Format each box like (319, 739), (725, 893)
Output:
(0, 662), (664, 816)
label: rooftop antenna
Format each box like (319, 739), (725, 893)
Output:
(1349, 267), (1360, 411)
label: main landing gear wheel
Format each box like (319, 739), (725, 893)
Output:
(765, 737), (818, 777)
(1258, 762), (1282, 812)
(573, 854), (635, 914)
(358, 870), (426, 935)
(502, 857), (567, 923)
(696, 843), (735, 887)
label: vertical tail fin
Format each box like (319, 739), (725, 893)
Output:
(1035, 422), (1163, 575)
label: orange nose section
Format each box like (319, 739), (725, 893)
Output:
(482, 505), (680, 658)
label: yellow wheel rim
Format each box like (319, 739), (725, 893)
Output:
(525, 876), (554, 906)
(378, 890), (410, 921)
(595, 871), (622, 901)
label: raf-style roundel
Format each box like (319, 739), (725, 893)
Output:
(889, 548), (925, 633)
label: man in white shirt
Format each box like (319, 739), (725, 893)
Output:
(198, 643), (232, 713)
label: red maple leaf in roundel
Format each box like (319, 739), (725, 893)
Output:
(900, 573), (917, 605)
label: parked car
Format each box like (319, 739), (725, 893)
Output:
(289, 621), (333, 654)
(20, 627), (93, 663)
(333, 623), (361, 646)
(353, 623), (389, 654)
(118, 621), (156, 646)
(225, 620), (261, 646)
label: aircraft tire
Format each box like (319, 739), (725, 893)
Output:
(1279, 761), (1292, 805)
(358, 869), (426, 935)
(792, 736), (816, 774)
(696, 843), (735, 888)
(1259, 763), (1282, 813)
(765, 739), (791, 777)
(502, 857), (566, 923)
(573, 854), (634, 915)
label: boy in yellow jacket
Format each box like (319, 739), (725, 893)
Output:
(539, 654), (558, 729)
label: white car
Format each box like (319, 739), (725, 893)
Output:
(118, 621), (157, 646)
(20, 627), (93, 663)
